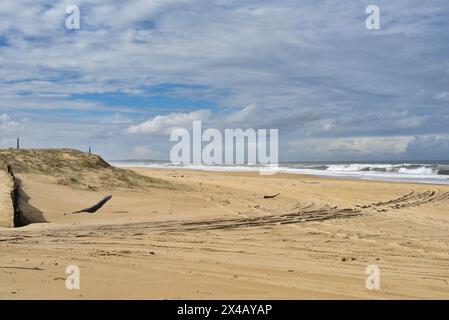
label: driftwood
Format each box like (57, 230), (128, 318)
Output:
(264, 193), (280, 199)
(300, 180), (320, 184)
(0, 266), (43, 271)
(72, 195), (112, 214)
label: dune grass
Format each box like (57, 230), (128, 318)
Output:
(0, 148), (172, 191)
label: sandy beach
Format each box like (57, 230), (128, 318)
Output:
(2, 0), (449, 307)
(1, 150), (449, 299)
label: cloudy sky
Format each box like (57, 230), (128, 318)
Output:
(0, 0), (448, 161)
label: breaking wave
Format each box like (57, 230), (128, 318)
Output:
(110, 160), (449, 185)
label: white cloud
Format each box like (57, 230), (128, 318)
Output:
(434, 91), (449, 102)
(0, 114), (18, 135)
(323, 136), (412, 155)
(127, 109), (211, 135)
(0, 138), (17, 148)
(131, 145), (164, 159)
(225, 104), (257, 124)
(100, 113), (133, 124)
(288, 136), (413, 157)
(318, 119), (336, 132)
(405, 134), (449, 158)
(0, 1), (448, 160)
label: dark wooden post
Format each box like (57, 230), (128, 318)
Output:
(16, 138), (19, 149)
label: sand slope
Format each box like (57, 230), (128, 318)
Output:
(0, 171), (13, 228)
(1, 168), (449, 299)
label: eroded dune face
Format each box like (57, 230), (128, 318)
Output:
(0, 170), (14, 228)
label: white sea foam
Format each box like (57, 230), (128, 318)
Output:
(110, 161), (449, 185)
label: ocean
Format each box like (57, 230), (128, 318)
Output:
(110, 160), (449, 185)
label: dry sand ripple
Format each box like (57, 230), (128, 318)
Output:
(1, 168), (449, 299)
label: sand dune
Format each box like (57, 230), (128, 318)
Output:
(1, 152), (449, 299)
